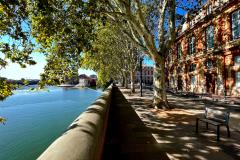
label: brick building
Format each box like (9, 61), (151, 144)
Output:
(136, 66), (154, 85)
(166, 0), (240, 96)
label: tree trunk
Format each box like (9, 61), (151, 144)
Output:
(124, 73), (128, 89)
(130, 70), (135, 93)
(153, 57), (172, 109)
(121, 77), (125, 87)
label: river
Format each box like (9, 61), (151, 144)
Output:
(0, 86), (102, 160)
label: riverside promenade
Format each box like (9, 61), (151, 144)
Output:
(102, 87), (240, 160)
(38, 85), (240, 160)
(102, 86), (170, 160)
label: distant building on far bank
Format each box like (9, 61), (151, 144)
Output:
(1, 77), (40, 85)
(89, 74), (97, 81)
(136, 66), (154, 85)
(78, 74), (97, 87)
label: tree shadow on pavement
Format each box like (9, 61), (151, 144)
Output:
(103, 86), (171, 160)
(123, 89), (240, 160)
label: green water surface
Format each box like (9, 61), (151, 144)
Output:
(0, 87), (101, 160)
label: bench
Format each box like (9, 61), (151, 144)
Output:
(196, 107), (230, 141)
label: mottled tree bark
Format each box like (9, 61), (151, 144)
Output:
(121, 72), (125, 87)
(130, 70), (135, 93)
(121, 77), (125, 87)
(153, 57), (172, 109)
(124, 73), (128, 89)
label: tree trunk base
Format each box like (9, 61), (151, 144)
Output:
(153, 100), (173, 109)
(131, 88), (135, 93)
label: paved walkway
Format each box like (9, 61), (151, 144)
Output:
(120, 87), (240, 160)
(102, 86), (170, 160)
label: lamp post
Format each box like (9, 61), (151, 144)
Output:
(224, 55), (227, 100)
(140, 56), (143, 97)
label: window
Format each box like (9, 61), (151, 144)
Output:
(177, 67), (183, 73)
(206, 25), (214, 49)
(177, 43), (182, 59)
(234, 56), (240, 66)
(190, 21), (193, 28)
(232, 9), (240, 40)
(205, 60), (213, 69)
(188, 36), (195, 55)
(206, 4), (212, 15)
(191, 75), (196, 86)
(189, 63), (196, 72)
(236, 72), (240, 87)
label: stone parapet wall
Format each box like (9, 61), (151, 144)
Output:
(37, 84), (113, 160)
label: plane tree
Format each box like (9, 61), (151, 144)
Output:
(27, 0), (99, 87)
(81, 24), (141, 93)
(90, 0), (176, 108)
(0, 0), (37, 123)
(0, 1), (36, 102)
(95, 0), (206, 108)
(25, 0), (204, 108)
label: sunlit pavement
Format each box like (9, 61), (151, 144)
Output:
(120, 87), (240, 160)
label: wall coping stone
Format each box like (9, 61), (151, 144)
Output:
(37, 84), (113, 160)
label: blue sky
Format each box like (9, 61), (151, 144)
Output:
(0, 53), (96, 80)
(0, 34), (97, 80)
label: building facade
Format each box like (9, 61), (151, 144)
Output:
(136, 66), (154, 85)
(166, 0), (240, 96)
(78, 74), (97, 87)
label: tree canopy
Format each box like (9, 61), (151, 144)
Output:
(0, 1), (36, 100)
(0, 0), (208, 106)
(82, 24), (140, 88)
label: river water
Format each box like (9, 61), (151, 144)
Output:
(0, 87), (101, 160)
